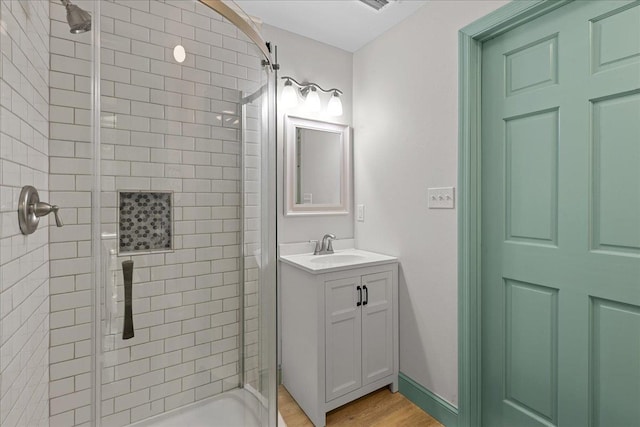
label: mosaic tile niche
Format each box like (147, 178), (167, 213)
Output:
(119, 191), (172, 253)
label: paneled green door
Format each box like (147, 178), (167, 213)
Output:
(481, 1), (640, 426)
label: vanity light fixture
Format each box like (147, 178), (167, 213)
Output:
(280, 76), (343, 116)
(281, 79), (298, 109)
(327, 91), (343, 116)
(305, 87), (321, 112)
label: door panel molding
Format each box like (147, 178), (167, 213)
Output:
(325, 276), (363, 401)
(590, 2), (640, 74)
(505, 33), (559, 97)
(590, 90), (640, 256)
(504, 108), (559, 246)
(590, 297), (640, 427)
(458, 2), (574, 426)
(361, 272), (394, 386)
(504, 279), (559, 424)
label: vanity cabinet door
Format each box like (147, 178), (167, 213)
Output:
(361, 271), (394, 386)
(325, 276), (362, 402)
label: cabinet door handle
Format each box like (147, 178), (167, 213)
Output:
(363, 285), (368, 306)
(357, 286), (362, 307)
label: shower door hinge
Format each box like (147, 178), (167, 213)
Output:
(261, 59), (279, 70)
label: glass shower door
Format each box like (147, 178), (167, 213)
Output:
(93, 1), (276, 425)
(241, 44), (277, 426)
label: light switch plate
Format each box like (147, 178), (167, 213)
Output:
(356, 204), (365, 222)
(428, 187), (455, 209)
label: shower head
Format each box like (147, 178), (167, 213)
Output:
(61, 0), (91, 34)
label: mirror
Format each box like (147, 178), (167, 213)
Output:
(284, 115), (350, 216)
(295, 128), (341, 205)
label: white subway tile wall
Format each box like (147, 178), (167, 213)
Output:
(49, 0), (94, 424)
(48, 0), (264, 425)
(0, 1), (51, 426)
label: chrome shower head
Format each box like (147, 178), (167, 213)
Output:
(61, 0), (91, 34)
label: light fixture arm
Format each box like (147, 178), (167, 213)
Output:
(281, 76), (343, 96)
(280, 75), (343, 116)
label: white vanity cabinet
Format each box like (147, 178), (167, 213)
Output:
(280, 251), (398, 427)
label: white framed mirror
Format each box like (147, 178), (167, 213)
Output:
(284, 115), (351, 216)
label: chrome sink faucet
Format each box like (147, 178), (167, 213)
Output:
(313, 233), (336, 255)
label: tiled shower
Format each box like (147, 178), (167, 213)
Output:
(0, 0), (277, 426)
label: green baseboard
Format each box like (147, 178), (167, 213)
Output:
(399, 373), (458, 427)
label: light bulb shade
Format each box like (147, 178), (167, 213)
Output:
(305, 88), (321, 112)
(281, 83), (298, 109)
(327, 93), (343, 116)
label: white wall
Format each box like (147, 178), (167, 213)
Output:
(353, 1), (507, 406)
(0, 1), (50, 426)
(262, 25), (353, 244)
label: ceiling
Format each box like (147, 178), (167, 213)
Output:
(234, 0), (429, 52)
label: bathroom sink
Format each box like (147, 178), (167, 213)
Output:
(309, 253), (367, 265)
(279, 248), (397, 274)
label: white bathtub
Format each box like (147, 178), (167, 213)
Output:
(130, 388), (268, 427)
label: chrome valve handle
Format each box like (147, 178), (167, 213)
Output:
(18, 186), (64, 235)
(310, 239), (321, 255)
(33, 202), (64, 227)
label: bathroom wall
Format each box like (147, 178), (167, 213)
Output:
(261, 25), (353, 370)
(47, 0), (263, 425)
(0, 1), (51, 426)
(353, 0), (508, 407)
(47, 1), (95, 424)
(262, 25), (354, 244)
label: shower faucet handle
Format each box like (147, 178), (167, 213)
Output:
(33, 202), (63, 227)
(18, 186), (64, 235)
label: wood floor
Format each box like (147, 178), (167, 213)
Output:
(278, 385), (443, 427)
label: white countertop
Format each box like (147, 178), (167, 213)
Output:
(279, 248), (398, 274)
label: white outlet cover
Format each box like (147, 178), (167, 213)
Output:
(428, 187), (455, 209)
(356, 204), (365, 221)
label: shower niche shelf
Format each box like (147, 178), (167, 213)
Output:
(118, 191), (172, 254)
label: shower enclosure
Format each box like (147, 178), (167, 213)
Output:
(1, 0), (275, 425)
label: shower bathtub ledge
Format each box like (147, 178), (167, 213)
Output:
(128, 388), (272, 427)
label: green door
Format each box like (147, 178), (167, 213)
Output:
(481, 1), (640, 426)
